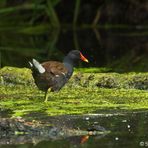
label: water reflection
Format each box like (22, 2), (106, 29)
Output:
(0, 111), (148, 148)
(0, 28), (148, 72)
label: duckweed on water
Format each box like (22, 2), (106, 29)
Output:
(0, 66), (148, 119)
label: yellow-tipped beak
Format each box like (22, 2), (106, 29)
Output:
(80, 52), (89, 63)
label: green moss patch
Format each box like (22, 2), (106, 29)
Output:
(0, 66), (148, 119)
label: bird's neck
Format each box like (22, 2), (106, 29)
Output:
(63, 56), (74, 77)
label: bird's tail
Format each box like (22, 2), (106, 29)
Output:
(29, 59), (45, 74)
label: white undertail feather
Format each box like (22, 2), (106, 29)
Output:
(32, 59), (45, 73)
(29, 61), (33, 67)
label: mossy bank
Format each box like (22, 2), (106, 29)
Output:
(0, 66), (148, 119)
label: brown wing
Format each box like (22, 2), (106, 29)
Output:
(41, 61), (68, 75)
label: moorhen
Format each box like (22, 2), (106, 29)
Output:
(29, 50), (89, 102)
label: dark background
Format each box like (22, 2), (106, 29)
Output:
(0, 0), (148, 72)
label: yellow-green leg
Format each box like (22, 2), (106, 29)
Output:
(44, 88), (51, 102)
(44, 91), (48, 102)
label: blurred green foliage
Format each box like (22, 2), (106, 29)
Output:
(0, 0), (61, 29)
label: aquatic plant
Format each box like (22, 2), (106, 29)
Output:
(0, 67), (148, 118)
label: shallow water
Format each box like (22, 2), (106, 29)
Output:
(0, 111), (148, 148)
(0, 28), (148, 72)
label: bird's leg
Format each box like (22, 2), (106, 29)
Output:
(44, 91), (48, 102)
(44, 88), (51, 102)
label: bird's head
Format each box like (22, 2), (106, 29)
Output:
(67, 50), (89, 63)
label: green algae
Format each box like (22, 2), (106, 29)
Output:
(75, 67), (112, 73)
(0, 66), (148, 119)
(0, 66), (34, 85)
